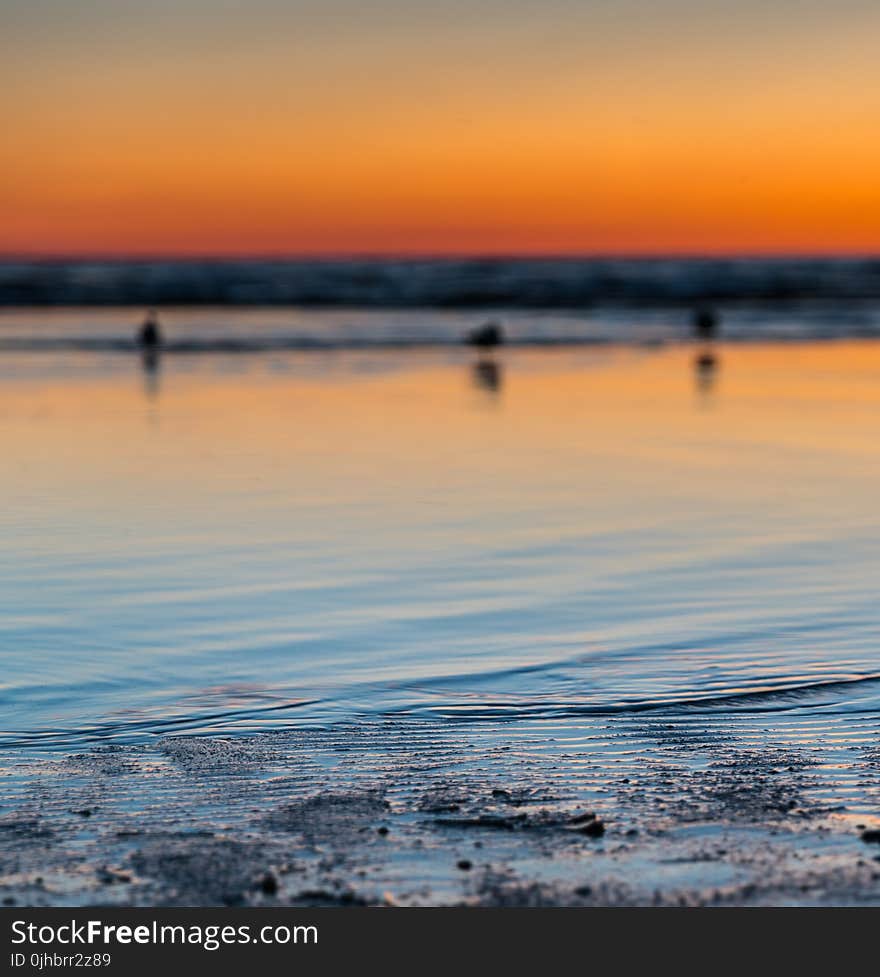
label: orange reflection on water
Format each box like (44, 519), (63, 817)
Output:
(2, 342), (880, 541)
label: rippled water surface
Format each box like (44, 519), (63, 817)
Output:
(3, 314), (880, 750)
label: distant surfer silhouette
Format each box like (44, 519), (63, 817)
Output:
(692, 307), (719, 340)
(466, 321), (504, 350)
(138, 309), (162, 349)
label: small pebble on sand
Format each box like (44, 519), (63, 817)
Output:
(580, 820), (606, 838)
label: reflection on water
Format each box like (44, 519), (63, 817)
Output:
(693, 348), (720, 400)
(3, 339), (880, 750)
(471, 356), (503, 396)
(140, 347), (161, 398)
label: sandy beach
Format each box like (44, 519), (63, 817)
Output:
(3, 711), (880, 907)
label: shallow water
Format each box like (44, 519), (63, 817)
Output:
(4, 302), (880, 349)
(3, 317), (880, 752)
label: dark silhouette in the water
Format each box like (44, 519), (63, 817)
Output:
(472, 356), (503, 395)
(466, 321), (504, 350)
(693, 307), (720, 340)
(692, 308), (720, 399)
(136, 311), (162, 398)
(138, 310), (163, 349)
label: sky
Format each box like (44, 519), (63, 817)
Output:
(2, 0), (880, 256)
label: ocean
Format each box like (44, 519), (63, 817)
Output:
(3, 284), (880, 904)
(1, 302), (879, 760)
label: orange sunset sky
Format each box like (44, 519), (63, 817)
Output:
(2, 0), (880, 256)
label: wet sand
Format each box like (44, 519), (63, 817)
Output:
(2, 712), (879, 907)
